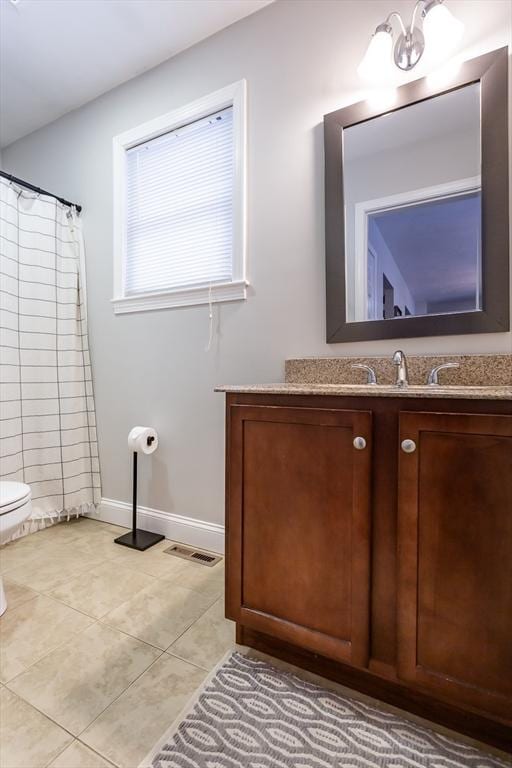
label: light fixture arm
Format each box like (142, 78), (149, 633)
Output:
(381, 1), (427, 37)
(382, 10), (408, 37)
(375, 0), (430, 72)
(410, 0), (427, 31)
(359, 0), (463, 81)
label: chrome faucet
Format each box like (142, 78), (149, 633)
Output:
(392, 350), (409, 387)
(427, 362), (460, 385)
(351, 363), (377, 385)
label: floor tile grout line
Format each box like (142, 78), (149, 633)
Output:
(40, 591), (122, 622)
(4, 612), (170, 689)
(3, 617), (101, 686)
(10, 683), (117, 768)
(163, 648), (210, 673)
(40, 564), (159, 621)
(77, 649), (214, 766)
(4, 684), (81, 743)
(43, 735), (118, 768)
(2, 584), (101, 624)
(163, 596), (235, 672)
(75, 739), (118, 768)
(2, 527), (105, 555)
(100, 552), (224, 584)
(40, 590), (109, 620)
(162, 595), (224, 654)
(52, 536), (223, 584)
(97, 563), (221, 640)
(94, 576), (220, 635)
(5, 634), (164, 764)
(2, 554), (112, 591)
(42, 736), (77, 768)
(96, 590), (218, 654)
(96, 617), (170, 653)
(0, 519), (122, 564)
(77, 647), (167, 748)
(4, 566), (220, 648)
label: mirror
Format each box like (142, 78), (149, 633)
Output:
(324, 48), (509, 342)
(343, 84), (481, 323)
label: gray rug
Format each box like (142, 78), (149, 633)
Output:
(144, 652), (511, 768)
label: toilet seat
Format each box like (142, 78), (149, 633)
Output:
(0, 482), (32, 515)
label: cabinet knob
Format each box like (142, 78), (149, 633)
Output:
(353, 436), (367, 450)
(401, 439), (416, 453)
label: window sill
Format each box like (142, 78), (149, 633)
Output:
(111, 279), (248, 315)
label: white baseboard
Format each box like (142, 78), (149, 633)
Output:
(90, 497), (225, 555)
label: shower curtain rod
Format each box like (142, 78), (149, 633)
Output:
(0, 171), (82, 214)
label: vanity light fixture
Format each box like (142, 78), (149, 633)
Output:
(358, 0), (464, 82)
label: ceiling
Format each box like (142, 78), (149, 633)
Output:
(0, 0), (272, 148)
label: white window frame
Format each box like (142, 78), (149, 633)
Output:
(112, 80), (247, 314)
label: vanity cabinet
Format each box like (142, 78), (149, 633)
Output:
(397, 411), (512, 722)
(226, 404), (372, 666)
(223, 392), (512, 751)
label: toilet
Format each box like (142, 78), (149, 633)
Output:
(0, 481), (32, 616)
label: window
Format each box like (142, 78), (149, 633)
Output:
(112, 81), (247, 313)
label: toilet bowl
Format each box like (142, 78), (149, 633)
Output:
(0, 481), (32, 616)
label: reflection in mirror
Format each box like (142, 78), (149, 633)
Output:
(343, 83), (481, 322)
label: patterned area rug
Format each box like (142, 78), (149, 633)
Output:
(141, 652), (511, 768)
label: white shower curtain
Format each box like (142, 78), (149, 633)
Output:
(0, 178), (101, 537)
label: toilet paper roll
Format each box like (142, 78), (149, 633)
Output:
(127, 426), (158, 455)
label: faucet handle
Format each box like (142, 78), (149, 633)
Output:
(427, 362), (460, 386)
(351, 363), (377, 385)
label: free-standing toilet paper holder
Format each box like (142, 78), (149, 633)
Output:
(114, 436), (165, 551)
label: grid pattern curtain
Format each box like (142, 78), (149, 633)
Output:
(125, 106), (234, 295)
(0, 179), (101, 533)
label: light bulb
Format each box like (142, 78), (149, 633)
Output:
(423, 1), (464, 63)
(358, 27), (394, 83)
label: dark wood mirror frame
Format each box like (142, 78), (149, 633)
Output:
(324, 47), (509, 343)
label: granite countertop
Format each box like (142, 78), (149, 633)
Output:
(215, 383), (512, 400)
(285, 354), (511, 388)
(217, 353), (512, 400)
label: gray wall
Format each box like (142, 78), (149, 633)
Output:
(2, 0), (511, 527)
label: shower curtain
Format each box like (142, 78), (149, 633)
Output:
(0, 178), (101, 538)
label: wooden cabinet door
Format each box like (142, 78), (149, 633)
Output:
(226, 404), (372, 667)
(397, 411), (512, 720)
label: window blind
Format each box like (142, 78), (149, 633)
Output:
(125, 106), (234, 296)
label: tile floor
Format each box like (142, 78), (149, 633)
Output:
(0, 517), (235, 768)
